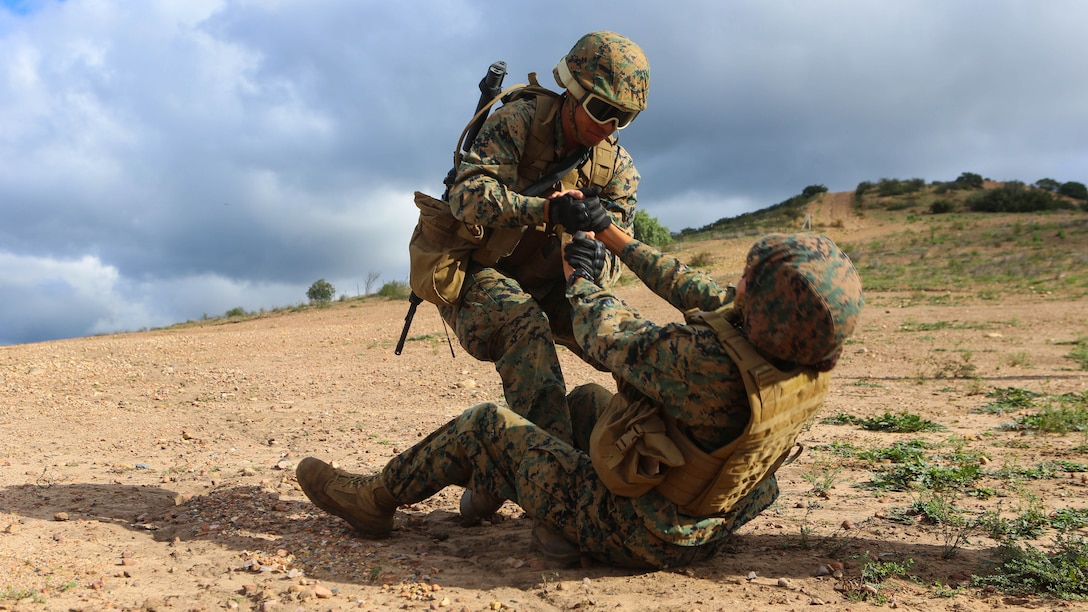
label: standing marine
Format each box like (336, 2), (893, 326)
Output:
(406, 31), (650, 521)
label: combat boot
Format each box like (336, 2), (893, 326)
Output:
(459, 488), (505, 525)
(530, 519), (582, 565)
(296, 457), (397, 538)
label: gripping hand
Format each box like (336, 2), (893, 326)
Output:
(548, 188), (612, 233)
(564, 232), (607, 286)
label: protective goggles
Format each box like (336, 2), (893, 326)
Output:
(579, 93), (639, 130)
(556, 59), (640, 130)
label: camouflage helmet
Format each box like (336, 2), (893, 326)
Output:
(740, 233), (864, 367)
(553, 31), (650, 112)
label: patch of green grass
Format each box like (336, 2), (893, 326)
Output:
(976, 387), (1042, 414)
(1, 588), (44, 603)
(1049, 508), (1088, 531)
(858, 411), (946, 433)
(991, 460), (1088, 481)
(861, 555), (915, 583)
(972, 534), (1088, 600)
(1003, 392), (1088, 433)
(856, 439), (929, 464)
(1067, 336), (1088, 370)
(819, 412), (857, 426)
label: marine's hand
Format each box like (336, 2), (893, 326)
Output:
(548, 189), (611, 233)
(563, 232), (607, 286)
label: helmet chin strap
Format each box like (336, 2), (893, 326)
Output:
(563, 94), (592, 149)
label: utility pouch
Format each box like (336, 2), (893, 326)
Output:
(407, 191), (484, 307)
(589, 393), (686, 497)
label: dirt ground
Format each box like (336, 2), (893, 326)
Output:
(2, 213), (1087, 611)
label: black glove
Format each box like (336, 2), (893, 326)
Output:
(548, 188), (612, 233)
(564, 232), (607, 285)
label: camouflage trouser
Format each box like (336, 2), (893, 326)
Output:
(380, 386), (779, 569)
(438, 266), (584, 444)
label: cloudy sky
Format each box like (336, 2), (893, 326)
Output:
(2, 0), (1086, 346)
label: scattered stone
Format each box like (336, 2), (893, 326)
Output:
(53, 512), (69, 521)
(841, 519), (854, 530)
(777, 578), (790, 587)
(746, 571), (757, 581)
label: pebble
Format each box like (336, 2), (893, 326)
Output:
(54, 512), (69, 521)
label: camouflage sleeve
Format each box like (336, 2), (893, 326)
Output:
(565, 277), (748, 442)
(597, 144), (639, 286)
(618, 240), (736, 312)
(447, 99), (548, 228)
(602, 143), (639, 231)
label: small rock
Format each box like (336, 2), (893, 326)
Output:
(54, 512), (69, 522)
(746, 571), (757, 581)
(841, 520), (854, 530)
(313, 585), (333, 599)
(777, 578), (790, 587)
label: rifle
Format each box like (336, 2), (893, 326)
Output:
(442, 61), (508, 200)
(396, 64), (590, 356)
(397, 61), (507, 357)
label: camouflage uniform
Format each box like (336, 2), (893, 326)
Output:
(441, 65), (642, 441)
(374, 234), (863, 568)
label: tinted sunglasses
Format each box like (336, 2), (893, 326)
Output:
(579, 93), (639, 130)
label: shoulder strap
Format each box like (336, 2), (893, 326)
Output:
(685, 307), (781, 407)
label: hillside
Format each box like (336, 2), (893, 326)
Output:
(1, 184), (1087, 610)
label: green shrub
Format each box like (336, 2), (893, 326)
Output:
(967, 182), (1063, 213)
(377, 280), (411, 299)
(930, 199), (956, 214)
(632, 209), (673, 247)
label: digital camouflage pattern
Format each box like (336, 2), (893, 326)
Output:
(447, 96), (639, 230)
(443, 66), (640, 440)
(319, 234), (858, 568)
(553, 31), (650, 111)
(377, 399), (775, 569)
(740, 233), (864, 367)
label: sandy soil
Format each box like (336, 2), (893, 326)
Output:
(2, 210), (1087, 611)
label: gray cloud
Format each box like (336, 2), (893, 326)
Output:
(2, 0), (1086, 344)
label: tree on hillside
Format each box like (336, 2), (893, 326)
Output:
(802, 184), (828, 198)
(1035, 178), (1061, 192)
(307, 278), (335, 304)
(1058, 181), (1088, 201)
(955, 172), (984, 189)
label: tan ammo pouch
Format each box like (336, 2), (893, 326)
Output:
(589, 393), (686, 497)
(654, 307), (830, 516)
(407, 191), (484, 307)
